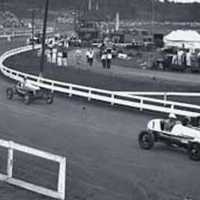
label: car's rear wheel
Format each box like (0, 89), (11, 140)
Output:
(6, 88), (14, 100)
(138, 131), (154, 150)
(24, 94), (31, 105)
(188, 143), (200, 161)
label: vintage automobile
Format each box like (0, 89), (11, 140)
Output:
(138, 118), (200, 161)
(6, 81), (54, 105)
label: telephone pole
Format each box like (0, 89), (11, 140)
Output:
(31, 9), (35, 49)
(39, 0), (49, 77)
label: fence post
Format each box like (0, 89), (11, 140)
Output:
(164, 93), (167, 106)
(7, 141), (14, 178)
(69, 86), (72, 97)
(88, 90), (92, 101)
(57, 157), (66, 200)
(51, 82), (54, 93)
(140, 99), (144, 111)
(171, 104), (174, 112)
(111, 94), (115, 106)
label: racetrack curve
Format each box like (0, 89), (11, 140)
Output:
(0, 39), (200, 200)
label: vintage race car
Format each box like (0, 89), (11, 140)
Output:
(6, 81), (54, 105)
(138, 118), (200, 161)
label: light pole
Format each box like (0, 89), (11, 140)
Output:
(39, 0), (49, 77)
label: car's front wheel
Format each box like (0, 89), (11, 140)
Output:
(188, 143), (200, 161)
(138, 131), (154, 150)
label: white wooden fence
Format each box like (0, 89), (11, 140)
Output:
(0, 45), (200, 117)
(0, 27), (54, 38)
(115, 91), (200, 102)
(0, 139), (66, 200)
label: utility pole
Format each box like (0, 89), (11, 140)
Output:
(39, 0), (49, 77)
(115, 12), (120, 32)
(31, 9), (35, 49)
(88, 0), (92, 11)
(151, 0), (154, 35)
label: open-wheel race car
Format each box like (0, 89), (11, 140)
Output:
(6, 80), (54, 105)
(138, 114), (200, 161)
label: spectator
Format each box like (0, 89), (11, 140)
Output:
(186, 50), (192, 68)
(52, 47), (57, 64)
(45, 48), (51, 63)
(177, 49), (184, 66)
(57, 51), (63, 66)
(172, 54), (178, 65)
(86, 49), (90, 64)
(101, 51), (107, 68)
(62, 49), (68, 67)
(88, 48), (94, 67)
(49, 47), (53, 63)
(75, 49), (82, 64)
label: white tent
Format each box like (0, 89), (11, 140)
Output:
(164, 30), (200, 49)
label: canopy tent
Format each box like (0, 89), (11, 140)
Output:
(164, 30), (200, 49)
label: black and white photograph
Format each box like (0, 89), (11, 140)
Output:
(0, 0), (200, 200)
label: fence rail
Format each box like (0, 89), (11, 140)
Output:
(0, 45), (200, 117)
(0, 139), (66, 200)
(0, 28), (54, 38)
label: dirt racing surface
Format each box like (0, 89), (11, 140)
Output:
(1, 41), (200, 200)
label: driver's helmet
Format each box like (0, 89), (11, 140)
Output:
(168, 113), (177, 119)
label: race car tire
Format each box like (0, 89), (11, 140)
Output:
(138, 131), (154, 150)
(188, 143), (200, 161)
(6, 88), (14, 100)
(24, 94), (31, 105)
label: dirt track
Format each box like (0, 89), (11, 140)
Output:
(0, 41), (200, 200)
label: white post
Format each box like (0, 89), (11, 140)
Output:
(111, 94), (115, 106)
(69, 86), (72, 97)
(7, 141), (14, 178)
(51, 82), (54, 93)
(57, 157), (66, 200)
(140, 99), (144, 111)
(88, 90), (92, 101)
(171, 104), (174, 112)
(164, 93), (167, 106)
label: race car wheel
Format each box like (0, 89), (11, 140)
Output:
(24, 94), (31, 105)
(138, 131), (154, 150)
(6, 88), (14, 100)
(188, 143), (200, 161)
